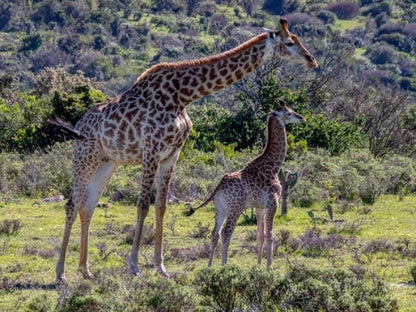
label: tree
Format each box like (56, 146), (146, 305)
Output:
(20, 33), (42, 52)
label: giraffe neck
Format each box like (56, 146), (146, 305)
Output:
(130, 33), (271, 109)
(259, 117), (287, 173)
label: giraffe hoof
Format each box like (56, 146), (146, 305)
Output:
(79, 266), (92, 279)
(56, 275), (68, 285)
(155, 264), (169, 278)
(129, 265), (141, 277)
(82, 271), (92, 279)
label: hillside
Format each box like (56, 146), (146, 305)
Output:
(1, 0), (415, 96)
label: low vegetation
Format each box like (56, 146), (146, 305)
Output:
(1, 195), (416, 311)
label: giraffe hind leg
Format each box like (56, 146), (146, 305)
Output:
(209, 208), (226, 267)
(153, 154), (180, 276)
(221, 208), (240, 265)
(55, 143), (101, 283)
(56, 175), (93, 282)
(79, 160), (116, 278)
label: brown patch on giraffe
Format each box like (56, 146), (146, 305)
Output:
(198, 86), (208, 95)
(201, 67), (208, 76)
(127, 128), (135, 141)
(182, 76), (191, 86)
(119, 120), (129, 132)
(235, 69), (244, 80)
(104, 128), (114, 137)
(209, 69), (217, 81)
(191, 78), (199, 87)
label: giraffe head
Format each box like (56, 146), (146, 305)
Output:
(264, 18), (318, 69)
(269, 99), (306, 126)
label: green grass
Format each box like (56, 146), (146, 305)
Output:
(355, 47), (366, 56)
(332, 18), (364, 33)
(1, 195), (416, 310)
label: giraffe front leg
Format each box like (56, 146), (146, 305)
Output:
(256, 208), (265, 265)
(153, 155), (179, 276)
(128, 156), (157, 276)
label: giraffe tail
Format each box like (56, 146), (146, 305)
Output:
(183, 200), (210, 217)
(183, 203), (196, 217)
(46, 118), (86, 140)
(183, 181), (222, 217)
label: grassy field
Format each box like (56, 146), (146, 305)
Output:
(0, 195), (416, 311)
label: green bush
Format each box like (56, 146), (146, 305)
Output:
(290, 112), (364, 156)
(284, 264), (398, 312)
(51, 85), (106, 125)
(291, 179), (323, 207)
(0, 142), (72, 198)
(194, 264), (398, 311)
(195, 265), (249, 311)
(241, 266), (287, 311)
(26, 294), (54, 312)
(130, 276), (195, 312)
(20, 33), (42, 52)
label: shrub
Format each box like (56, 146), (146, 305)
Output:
(56, 280), (104, 312)
(263, 0), (299, 15)
(51, 85), (105, 125)
(326, 2), (360, 19)
(377, 22), (403, 36)
(15, 142), (73, 197)
(362, 1), (391, 17)
(195, 265), (248, 311)
(170, 243), (210, 262)
(283, 13), (323, 27)
(0, 219), (22, 236)
(93, 35), (107, 50)
(188, 221), (211, 239)
(284, 264), (398, 312)
(374, 12), (389, 27)
(403, 23), (416, 38)
(241, 266), (286, 311)
(359, 177), (383, 204)
(399, 78), (416, 91)
(368, 44), (396, 65)
(290, 179), (322, 207)
(290, 112), (364, 156)
(20, 33), (42, 52)
(26, 293), (53, 312)
(316, 10), (337, 24)
(376, 33), (407, 51)
(298, 227), (345, 257)
(131, 276), (195, 312)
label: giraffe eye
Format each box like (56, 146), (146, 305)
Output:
(286, 42), (295, 47)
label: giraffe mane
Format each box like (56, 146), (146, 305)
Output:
(134, 32), (268, 83)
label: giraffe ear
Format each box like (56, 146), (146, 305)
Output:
(280, 18), (290, 33)
(278, 99), (286, 107)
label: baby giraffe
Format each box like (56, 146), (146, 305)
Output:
(186, 99), (305, 267)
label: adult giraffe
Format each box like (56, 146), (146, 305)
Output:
(54, 18), (318, 282)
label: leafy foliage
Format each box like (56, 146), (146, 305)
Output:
(290, 112), (364, 156)
(194, 264), (398, 311)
